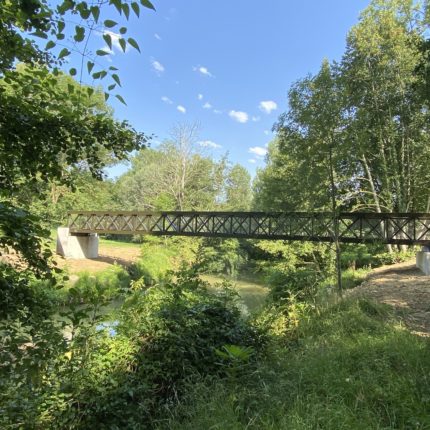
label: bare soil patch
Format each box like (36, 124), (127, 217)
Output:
(56, 244), (141, 274)
(348, 260), (430, 337)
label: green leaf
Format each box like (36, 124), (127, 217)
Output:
(96, 49), (110, 56)
(108, 66), (119, 71)
(87, 61), (95, 74)
(112, 74), (121, 87)
(122, 3), (130, 19)
(67, 83), (75, 93)
(104, 20), (118, 28)
(74, 26), (85, 42)
(140, 0), (155, 10)
(127, 38), (140, 53)
(69, 68), (77, 76)
(58, 48), (70, 59)
(104, 92), (110, 101)
(30, 30), (48, 39)
(103, 33), (113, 51)
(108, 84), (117, 91)
(45, 40), (56, 50)
(115, 94), (127, 105)
(87, 87), (94, 98)
(91, 5), (100, 22)
(57, 21), (65, 33)
(92, 71), (102, 79)
(131, 2), (140, 17)
(119, 27), (127, 35)
(111, 0), (122, 14)
(119, 38), (127, 52)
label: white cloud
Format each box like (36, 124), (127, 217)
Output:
(193, 65), (214, 77)
(248, 159), (256, 164)
(203, 102), (212, 109)
(154, 33), (162, 40)
(161, 96), (173, 104)
(252, 116), (261, 122)
(229, 110), (249, 123)
(198, 94), (203, 100)
(259, 100), (278, 114)
(199, 140), (222, 149)
(151, 58), (165, 75)
(177, 105), (186, 114)
(213, 109), (222, 114)
(264, 130), (270, 135)
(249, 146), (267, 157)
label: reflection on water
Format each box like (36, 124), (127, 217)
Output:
(200, 274), (269, 314)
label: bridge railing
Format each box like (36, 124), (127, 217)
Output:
(67, 211), (430, 245)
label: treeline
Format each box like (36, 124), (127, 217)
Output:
(255, 0), (430, 214)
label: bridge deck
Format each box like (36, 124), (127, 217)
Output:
(68, 211), (430, 245)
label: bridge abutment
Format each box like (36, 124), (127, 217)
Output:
(56, 227), (99, 259)
(416, 246), (430, 275)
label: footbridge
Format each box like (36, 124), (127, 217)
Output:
(56, 210), (430, 273)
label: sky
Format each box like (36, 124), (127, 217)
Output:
(74, 0), (371, 178)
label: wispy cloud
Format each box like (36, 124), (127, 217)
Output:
(252, 116), (261, 122)
(193, 65), (214, 77)
(161, 96), (173, 104)
(199, 140), (221, 149)
(151, 58), (165, 75)
(248, 159), (256, 164)
(177, 105), (186, 114)
(203, 102), (212, 109)
(213, 109), (222, 114)
(197, 94), (203, 100)
(259, 100), (278, 114)
(249, 146), (267, 157)
(229, 110), (249, 123)
(154, 33), (162, 40)
(264, 130), (271, 135)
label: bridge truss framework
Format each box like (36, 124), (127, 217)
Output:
(68, 211), (430, 245)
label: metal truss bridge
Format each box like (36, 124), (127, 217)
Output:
(68, 211), (430, 245)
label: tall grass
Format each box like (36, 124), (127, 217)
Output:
(163, 299), (430, 429)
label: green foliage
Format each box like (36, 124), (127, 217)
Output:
(199, 238), (247, 276)
(165, 299), (430, 429)
(130, 236), (200, 286)
(0, 265), (262, 428)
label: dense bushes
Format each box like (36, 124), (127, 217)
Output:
(0, 265), (263, 429)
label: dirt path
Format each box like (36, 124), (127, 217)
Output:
(56, 244), (141, 274)
(348, 260), (430, 337)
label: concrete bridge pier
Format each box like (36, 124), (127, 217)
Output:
(416, 245), (430, 275)
(56, 227), (99, 259)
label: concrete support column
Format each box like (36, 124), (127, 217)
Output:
(56, 227), (99, 259)
(416, 245), (430, 275)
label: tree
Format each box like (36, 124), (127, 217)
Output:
(116, 123), (226, 211)
(0, 0), (153, 95)
(224, 164), (252, 210)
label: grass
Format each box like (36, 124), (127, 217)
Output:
(163, 299), (430, 430)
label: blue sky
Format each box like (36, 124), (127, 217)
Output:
(76, 0), (370, 178)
